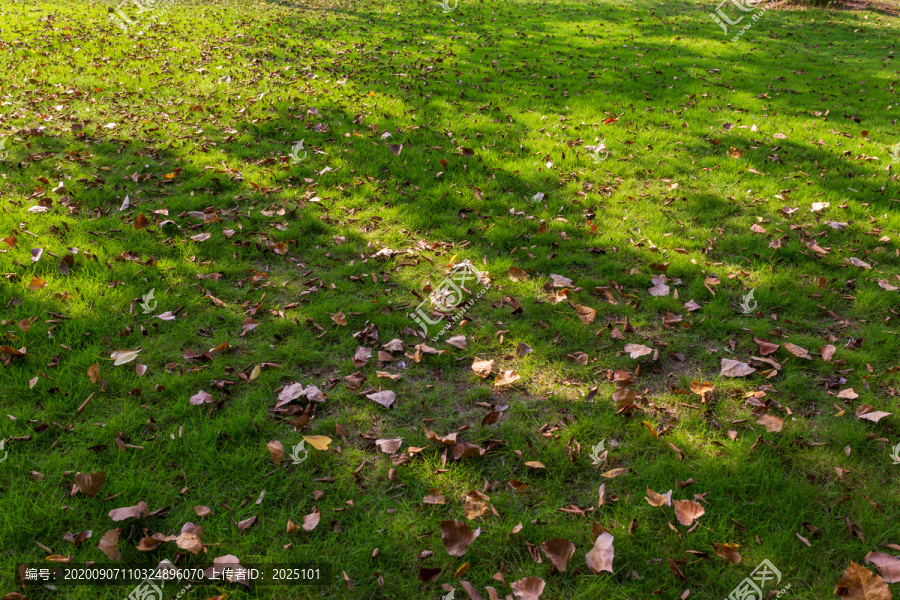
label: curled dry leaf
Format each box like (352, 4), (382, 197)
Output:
(782, 342), (811, 359)
(821, 345), (836, 361)
(110, 349), (141, 365)
(447, 335), (467, 349)
(834, 562), (891, 599)
(645, 488), (673, 507)
(267, 440), (284, 464)
(540, 539), (575, 573)
(375, 438), (403, 454)
(574, 304), (596, 324)
(472, 358), (495, 378)
(624, 344), (653, 359)
(673, 500), (705, 527)
(176, 524), (204, 555)
(97, 529), (122, 561)
(720, 359), (755, 378)
(510, 576), (546, 600)
(462, 490), (491, 520)
(494, 370), (520, 387)
(585, 532), (615, 574)
(440, 519), (481, 557)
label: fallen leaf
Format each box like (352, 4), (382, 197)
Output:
(367, 390), (396, 408)
(757, 414), (784, 433)
(574, 304), (596, 324)
(865, 552), (900, 584)
(648, 274), (670, 297)
(494, 370), (520, 387)
(110, 349), (141, 365)
(440, 519), (481, 557)
(624, 344), (653, 359)
(855, 405), (892, 423)
(714, 543), (741, 564)
(645, 488), (673, 507)
(303, 436), (332, 450)
(720, 359), (755, 378)
(97, 529), (121, 561)
(189, 390), (214, 405)
(510, 576), (546, 600)
(509, 267), (529, 281)
(472, 358), (495, 378)
(834, 562), (891, 599)
(585, 532), (615, 574)
(108, 501), (150, 522)
(267, 440), (284, 464)
(782, 342), (811, 359)
(674, 500), (705, 527)
(540, 539), (575, 572)
(302, 510), (320, 531)
(74, 471), (106, 497)
(375, 438), (403, 454)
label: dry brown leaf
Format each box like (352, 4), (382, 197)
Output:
(509, 266), (529, 281)
(753, 338), (780, 356)
(757, 414), (784, 433)
(194, 506), (212, 517)
(108, 501), (149, 522)
(674, 500), (705, 527)
(447, 335), (467, 349)
(834, 562), (891, 599)
(74, 471), (106, 498)
(494, 370), (520, 387)
(423, 489), (446, 505)
(821, 345), (837, 361)
(302, 510), (320, 531)
(375, 438), (403, 454)
(865, 552), (900, 584)
(837, 388), (859, 400)
(574, 304), (597, 324)
(855, 405), (892, 423)
(97, 529), (121, 561)
(463, 490), (491, 520)
(645, 488), (673, 507)
(782, 342), (811, 359)
(440, 519), (480, 557)
(585, 532), (615, 574)
(714, 543), (741, 564)
(472, 358), (495, 378)
(648, 274), (670, 297)
(540, 539), (575, 573)
(367, 390), (396, 408)
(267, 440), (284, 464)
(720, 359), (756, 378)
(510, 576), (546, 600)
(624, 343), (653, 359)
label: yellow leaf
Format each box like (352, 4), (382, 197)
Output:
(303, 435), (332, 451)
(641, 421), (659, 440)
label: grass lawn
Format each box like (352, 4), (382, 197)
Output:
(1, 0), (900, 598)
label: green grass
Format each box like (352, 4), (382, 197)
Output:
(1, 0), (899, 598)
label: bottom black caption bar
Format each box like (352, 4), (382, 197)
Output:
(17, 563), (331, 586)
